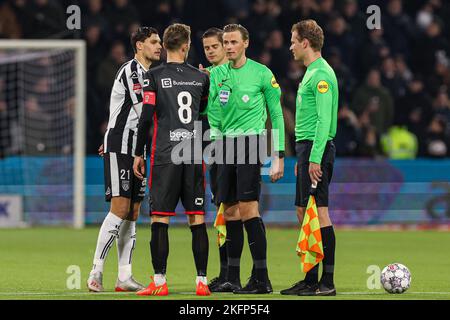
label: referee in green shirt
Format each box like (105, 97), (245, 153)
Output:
(208, 24), (285, 294)
(280, 20), (338, 296)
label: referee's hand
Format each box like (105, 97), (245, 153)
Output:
(270, 156), (284, 182)
(308, 162), (322, 186)
(98, 144), (104, 157)
(199, 64), (210, 77)
(133, 156), (145, 180)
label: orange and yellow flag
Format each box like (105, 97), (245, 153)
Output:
(214, 203), (227, 247)
(296, 195), (324, 273)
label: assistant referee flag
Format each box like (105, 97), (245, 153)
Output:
(296, 188), (324, 273)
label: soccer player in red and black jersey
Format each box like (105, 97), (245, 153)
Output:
(133, 23), (211, 296)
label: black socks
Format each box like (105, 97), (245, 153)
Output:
(225, 220), (244, 282)
(190, 223), (209, 277)
(244, 217), (268, 282)
(218, 242), (228, 280)
(150, 222), (169, 274)
(320, 225), (336, 286)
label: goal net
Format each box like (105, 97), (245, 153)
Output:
(0, 40), (85, 228)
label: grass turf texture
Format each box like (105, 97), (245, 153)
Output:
(0, 227), (449, 300)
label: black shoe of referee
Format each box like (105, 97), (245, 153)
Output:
(208, 277), (227, 292)
(315, 282), (336, 296)
(297, 282), (336, 296)
(233, 277), (273, 294)
(214, 280), (242, 293)
(280, 280), (316, 295)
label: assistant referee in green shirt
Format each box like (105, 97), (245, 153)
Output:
(281, 20), (338, 297)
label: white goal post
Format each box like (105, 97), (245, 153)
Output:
(0, 40), (86, 229)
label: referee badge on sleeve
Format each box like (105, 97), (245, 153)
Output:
(219, 89), (230, 106)
(271, 75), (280, 88)
(317, 80), (329, 93)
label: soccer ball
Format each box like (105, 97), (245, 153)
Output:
(380, 263), (411, 294)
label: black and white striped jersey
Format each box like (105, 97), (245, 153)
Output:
(103, 58), (147, 157)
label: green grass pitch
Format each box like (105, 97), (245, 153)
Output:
(1, 227), (449, 300)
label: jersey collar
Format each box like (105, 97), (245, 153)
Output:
(134, 58), (148, 72)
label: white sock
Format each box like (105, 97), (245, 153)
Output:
(116, 220), (136, 280)
(196, 276), (208, 285)
(118, 264), (132, 282)
(154, 274), (166, 286)
(91, 212), (123, 274)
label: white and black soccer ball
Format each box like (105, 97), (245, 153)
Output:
(381, 263), (411, 294)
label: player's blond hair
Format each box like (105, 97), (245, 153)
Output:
(163, 23), (191, 51)
(291, 19), (324, 52)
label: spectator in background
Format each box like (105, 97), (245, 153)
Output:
(83, 0), (110, 37)
(96, 41), (127, 103)
(245, 0), (278, 55)
(279, 0), (319, 39)
(0, 0), (22, 38)
(28, 0), (65, 38)
(381, 126), (418, 160)
(380, 56), (407, 99)
(327, 47), (355, 103)
(433, 89), (450, 127)
(107, 0), (139, 38)
(428, 0), (450, 38)
(426, 52), (450, 96)
(413, 18), (450, 80)
(419, 115), (450, 158)
(416, 1), (434, 31)
(143, 0), (174, 32)
(323, 14), (356, 73)
(352, 69), (394, 135)
(85, 23), (108, 81)
(360, 28), (390, 78)
(334, 104), (361, 157)
(382, 0), (415, 59)
(222, 0), (249, 20)
(264, 30), (290, 78)
(340, 0), (366, 47)
(315, 0), (336, 28)
(394, 55), (413, 84)
(396, 77), (433, 139)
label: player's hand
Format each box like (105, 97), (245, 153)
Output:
(294, 162), (298, 177)
(98, 144), (104, 157)
(199, 64), (210, 76)
(270, 156), (284, 182)
(308, 162), (322, 185)
(133, 156), (145, 180)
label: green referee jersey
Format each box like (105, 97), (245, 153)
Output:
(205, 65), (221, 141)
(207, 58), (285, 151)
(295, 57), (338, 163)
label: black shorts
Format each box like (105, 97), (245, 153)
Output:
(295, 140), (335, 207)
(149, 163), (205, 216)
(104, 152), (146, 202)
(216, 135), (266, 204)
(209, 162), (219, 206)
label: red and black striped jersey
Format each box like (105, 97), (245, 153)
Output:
(136, 62), (209, 165)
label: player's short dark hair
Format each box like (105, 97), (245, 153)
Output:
(291, 19), (324, 51)
(223, 24), (249, 41)
(130, 26), (158, 53)
(163, 23), (191, 51)
(202, 27), (224, 43)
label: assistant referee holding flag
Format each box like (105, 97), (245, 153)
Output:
(281, 20), (338, 296)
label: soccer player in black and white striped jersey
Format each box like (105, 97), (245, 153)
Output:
(87, 27), (162, 292)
